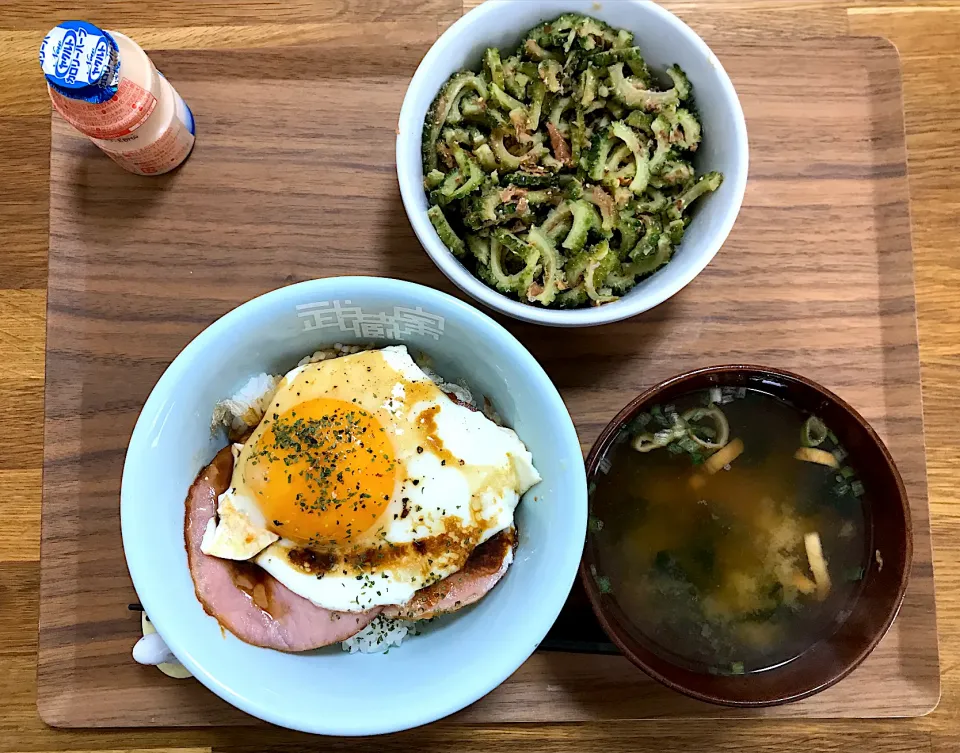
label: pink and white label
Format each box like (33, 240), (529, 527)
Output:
(50, 77), (157, 139)
(97, 112), (195, 176)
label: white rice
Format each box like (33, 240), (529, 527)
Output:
(340, 615), (420, 654)
(420, 365), (476, 408)
(211, 373), (281, 435)
(296, 343), (370, 367)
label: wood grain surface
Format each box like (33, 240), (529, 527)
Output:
(3, 1), (960, 752)
(37, 25), (936, 728)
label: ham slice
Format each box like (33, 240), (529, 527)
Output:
(184, 446), (379, 651)
(382, 528), (517, 621)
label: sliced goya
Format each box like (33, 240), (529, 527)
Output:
(423, 71), (488, 172)
(605, 143), (632, 172)
(548, 96), (573, 134)
(629, 214), (662, 260)
(490, 229), (541, 293)
(575, 16), (620, 52)
(464, 184), (503, 229)
(489, 83), (526, 113)
(523, 38), (561, 62)
(631, 232), (674, 275)
(674, 109), (702, 150)
(588, 47), (650, 81)
(524, 13), (583, 50)
(438, 147), (484, 201)
(560, 174), (584, 200)
(666, 65), (692, 101)
(579, 66), (600, 107)
(567, 240), (618, 302)
(538, 59), (564, 93)
(633, 188), (667, 214)
(666, 217), (686, 245)
(500, 171), (556, 188)
(483, 47), (505, 88)
(473, 143), (498, 171)
(555, 283), (589, 308)
(649, 112), (676, 173)
(666, 171), (723, 220)
(585, 185), (617, 235)
(424, 169), (445, 189)
(654, 160), (695, 186)
(617, 212), (641, 253)
(609, 121), (650, 194)
(571, 104), (587, 165)
(490, 128), (523, 171)
(466, 233), (491, 265)
(526, 226), (565, 305)
(502, 55), (528, 100)
(542, 200), (574, 242)
(428, 205), (466, 257)
(605, 238), (671, 291)
(608, 63), (680, 112)
(528, 80), (546, 131)
(562, 200), (601, 252)
(441, 126), (484, 147)
(626, 110), (655, 134)
(584, 130), (616, 181)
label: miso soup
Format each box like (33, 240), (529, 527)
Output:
(589, 387), (870, 675)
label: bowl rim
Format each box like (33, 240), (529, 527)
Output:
(396, 0), (750, 327)
(579, 363), (913, 707)
(120, 276), (588, 735)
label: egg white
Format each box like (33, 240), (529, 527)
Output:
(202, 346), (540, 612)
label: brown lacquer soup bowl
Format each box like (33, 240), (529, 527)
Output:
(581, 365), (912, 707)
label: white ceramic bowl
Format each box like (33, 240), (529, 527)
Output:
(121, 278), (587, 735)
(397, 0), (748, 327)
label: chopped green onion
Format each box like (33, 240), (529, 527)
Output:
(588, 515), (605, 533)
(653, 428), (675, 444)
(835, 483), (850, 496)
(801, 416), (828, 447)
(833, 447), (848, 463)
(730, 662), (745, 675)
(826, 430), (839, 445)
(596, 575), (613, 594)
(667, 443), (684, 455)
(851, 480), (865, 497)
(840, 466), (855, 479)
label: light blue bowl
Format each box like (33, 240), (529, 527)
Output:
(121, 277), (587, 736)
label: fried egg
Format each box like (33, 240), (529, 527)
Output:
(201, 346), (540, 612)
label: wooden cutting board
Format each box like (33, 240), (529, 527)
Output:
(39, 29), (939, 726)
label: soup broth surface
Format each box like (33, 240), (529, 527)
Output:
(590, 388), (869, 674)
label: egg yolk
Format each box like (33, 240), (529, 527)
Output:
(243, 397), (397, 546)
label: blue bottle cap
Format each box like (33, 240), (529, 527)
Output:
(39, 21), (120, 103)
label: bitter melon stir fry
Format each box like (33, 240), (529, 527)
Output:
(421, 14), (723, 308)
